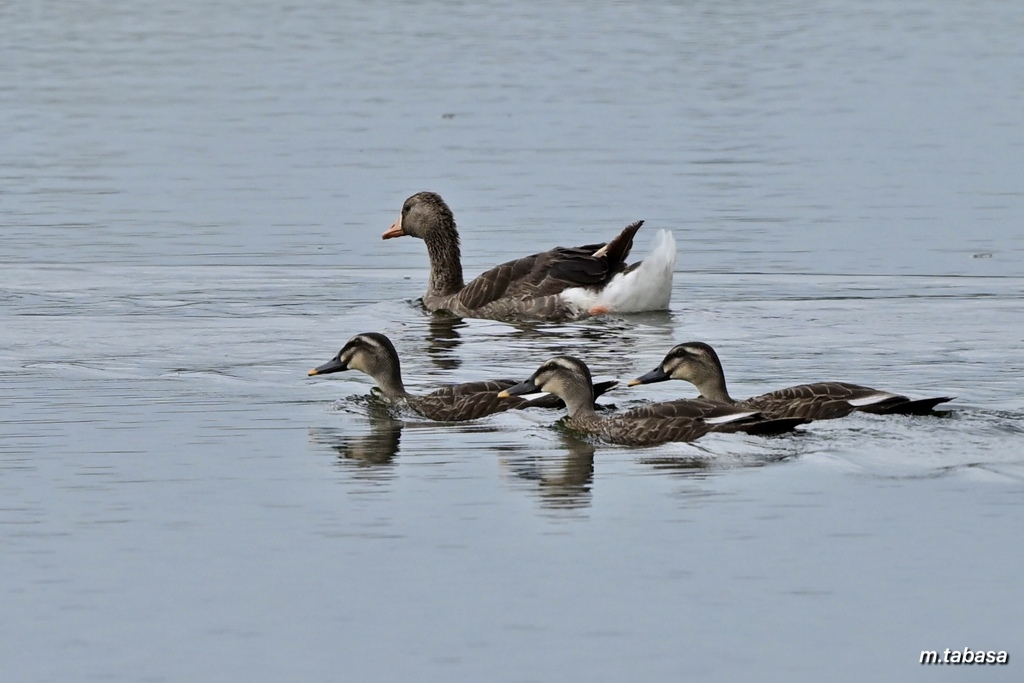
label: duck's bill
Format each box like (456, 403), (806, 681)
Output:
(308, 357), (347, 376)
(497, 379), (541, 398)
(381, 218), (405, 240)
(627, 366), (670, 386)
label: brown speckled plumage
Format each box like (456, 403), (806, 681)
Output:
(501, 356), (803, 446)
(308, 333), (615, 422)
(629, 342), (954, 420)
(383, 192), (645, 321)
(617, 397), (807, 435)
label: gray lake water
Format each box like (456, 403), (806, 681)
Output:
(3, 1), (1023, 681)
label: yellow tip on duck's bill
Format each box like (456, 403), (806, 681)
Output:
(626, 378), (642, 387)
(307, 368), (320, 376)
(496, 390), (511, 398)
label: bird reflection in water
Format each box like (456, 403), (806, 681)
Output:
(308, 412), (404, 480)
(500, 315), (674, 379)
(425, 314), (466, 371)
(638, 444), (793, 478)
(499, 433), (596, 511)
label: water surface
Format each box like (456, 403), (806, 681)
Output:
(2, 1), (1022, 681)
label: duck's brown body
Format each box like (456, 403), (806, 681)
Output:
(629, 342), (954, 420)
(308, 333), (615, 422)
(501, 356), (805, 447)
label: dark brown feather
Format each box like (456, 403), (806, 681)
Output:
(621, 399), (807, 435)
(589, 414), (716, 446)
(638, 342), (954, 421)
(450, 221), (644, 315)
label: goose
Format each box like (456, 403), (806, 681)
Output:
(307, 333), (617, 422)
(628, 341), (954, 420)
(499, 356), (805, 446)
(382, 192), (676, 321)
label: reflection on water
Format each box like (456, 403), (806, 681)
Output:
(503, 317), (645, 347)
(5, 1), (1024, 681)
(499, 433), (596, 511)
(489, 315), (681, 380)
(425, 314), (467, 370)
(309, 417), (404, 472)
(308, 394), (405, 481)
(637, 448), (794, 476)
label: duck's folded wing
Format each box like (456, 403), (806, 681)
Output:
(430, 379), (518, 396)
(417, 381), (522, 421)
(746, 382), (873, 419)
(454, 221), (643, 311)
(756, 382), (872, 402)
(603, 415), (712, 446)
(621, 398), (742, 420)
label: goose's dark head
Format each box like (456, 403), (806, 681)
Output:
(382, 192), (457, 242)
(628, 342), (724, 388)
(308, 332), (401, 380)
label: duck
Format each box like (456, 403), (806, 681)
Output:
(382, 192), (676, 321)
(628, 341), (954, 420)
(498, 356), (805, 446)
(307, 332), (617, 422)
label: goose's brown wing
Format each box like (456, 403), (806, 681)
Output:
(453, 221), (643, 312)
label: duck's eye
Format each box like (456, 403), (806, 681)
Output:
(402, 204), (411, 215)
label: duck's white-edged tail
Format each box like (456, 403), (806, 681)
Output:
(704, 410), (761, 425)
(847, 392), (901, 407)
(561, 229), (676, 315)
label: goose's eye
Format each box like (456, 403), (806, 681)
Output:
(402, 204), (411, 215)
